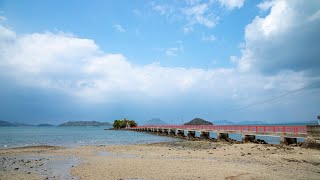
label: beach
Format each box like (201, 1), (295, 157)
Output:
(1, 140), (320, 180)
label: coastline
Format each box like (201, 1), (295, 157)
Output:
(1, 140), (320, 180)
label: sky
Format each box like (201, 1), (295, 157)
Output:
(0, 0), (319, 125)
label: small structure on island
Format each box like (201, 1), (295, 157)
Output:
(125, 118), (130, 129)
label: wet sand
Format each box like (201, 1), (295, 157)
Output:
(1, 141), (319, 180)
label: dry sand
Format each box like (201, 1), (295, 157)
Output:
(0, 141), (319, 180)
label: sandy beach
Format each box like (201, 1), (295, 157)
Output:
(1, 140), (320, 180)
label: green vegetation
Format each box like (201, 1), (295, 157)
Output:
(113, 118), (137, 129)
(184, 118), (213, 125)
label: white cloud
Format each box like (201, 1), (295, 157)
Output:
(152, 4), (173, 16)
(165, 47), (181, 56)
(0, 24), (317, 108)
(257, 1), (274, 11)
(183, 3), (217, 28)
(308, 10), (320, 22)
(0, 16), (7, 22)
(151, 1), (218, 32)
(236, 0), (320, 74)
(218, 0), (245, 10)
(183, 26), (194, 33)
(154, 41), (184, 57)
(113, 24), (126, 32)
(132, 9), (142, 16)
(202, 34), (216, 42)
(0, 25), (16, 41)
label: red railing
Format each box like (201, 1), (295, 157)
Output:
(133, 125), (307, 135)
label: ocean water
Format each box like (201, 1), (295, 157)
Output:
(0, 126), (176, 149)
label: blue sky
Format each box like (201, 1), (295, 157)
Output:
(0, 0), (319, 125)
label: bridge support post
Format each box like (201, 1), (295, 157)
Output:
(154, 128), (159, 134)
(242, 134), (256, 143)
(218, 133), (229, 140)
(187, 130), (196, 138)
(306, 125), (320, 148)
(280, 136), (297, 145)
(200, 131), (210, 139)
(158, 128), (163, 134)
(177, 129), (184, 137)
(163, 129), (169, 135)
(169, 129), (176, 136)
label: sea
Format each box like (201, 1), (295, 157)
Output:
(0, 126), (176, 149)
(0, 126), (305, 149)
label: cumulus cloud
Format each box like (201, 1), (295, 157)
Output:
(235, 0), (320, 74)
(0, 23), (316, 106)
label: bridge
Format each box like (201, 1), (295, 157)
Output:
(131, 125), (316, 145)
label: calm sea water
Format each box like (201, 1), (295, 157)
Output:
(0, 126), (176, 149)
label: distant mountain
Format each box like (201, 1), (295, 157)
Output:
(0, 120), (34, 127)
(213, 120), (235, 125)
(36, 123), (54, 127)
(143, 118), (167, 125)
(270, 120), (318, 126)
(58, 121), (112, 127)
(235, 121), (269, 125)
(0, 120), (15, 126)
(184, 118), (213, 125)
(12, 122), (34, 126)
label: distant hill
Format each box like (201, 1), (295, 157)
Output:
(58, 121), (112, 127)
(143, 118), (167, 125)
(214, 120), (235, 125)
(12, 122), (34, 126)
(184, 118), (213, 125)
(0, 120), (33, 127)
(36, 123), (54, 127)
(0, 120), (15, 126)
(235, 121), (269, 125)
(269, 120), (318, 126)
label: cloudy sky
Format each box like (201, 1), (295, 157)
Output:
(0, 0), (319, 125)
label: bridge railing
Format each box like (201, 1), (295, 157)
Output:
(133, 125), (307, 135)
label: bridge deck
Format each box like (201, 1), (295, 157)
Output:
(134, 125), (307, 137)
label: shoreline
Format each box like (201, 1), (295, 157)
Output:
(1, 140), (320, 179)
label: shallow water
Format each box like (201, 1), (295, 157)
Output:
(0, 126), (176, 149)
(0, 154), (79, 180)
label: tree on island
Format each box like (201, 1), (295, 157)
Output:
(113, 118), (137, 129)
(184, 118), (213, 125)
